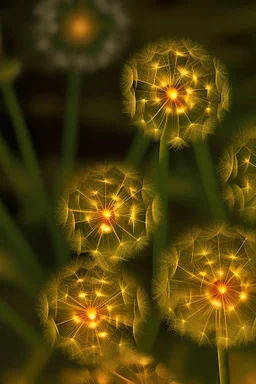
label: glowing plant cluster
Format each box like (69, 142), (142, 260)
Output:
(154, 224), (256, 348)
(38, 258), (148, 364)
(34, 0), (129, 71)
(219, 129), (256, 223)
(58, 164), (160, 265)
(58, 354), (180, 384)
(122, 39), (230, 148)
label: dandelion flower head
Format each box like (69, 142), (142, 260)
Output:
(154, 224), (256, 347)
(72, 353), (180, 384)
(38, 258), (148, 364)
(58, 163), (160, 266)
(219, 128), (256, 223)
(34, 0), (129, 71)
(122, 39), (230, 149)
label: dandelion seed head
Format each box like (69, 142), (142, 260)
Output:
(219, 128), (256, 223)
(58, 164), (160, 265)
(34, 0), (129, 71)
(38, 258), (148, 364)
(154, 225), (256, 347)
(122, 39), (230, 149)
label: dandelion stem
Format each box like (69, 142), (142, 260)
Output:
(1, 82), (69, 265)
(55, 70), (82, 199)
(140, 128), (169, 353)
(193, 139), (227, 222)
(0, 200), (42, 277)
(217, 344), (230, 384)
(0, 133), (28, 201)
(0, 298), (42, 346)
(125, 131), (151, 167)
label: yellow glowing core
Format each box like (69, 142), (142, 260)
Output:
(102, 209), (111, 219)
(100, 223), (111, 233)
(64, 11), (98, 44)
(167, 88), (178, 100)
(218, 284), (227, 294)
(86, 307), (97, 320)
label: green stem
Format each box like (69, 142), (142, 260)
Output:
(125, 131), (151, 168)
(0, 298), (42, 346)
(217, 344), (230, 384)
(1, 82), (69, 265)
(55, 70), (82, 200)
(0, 134), (28, 201)
(140, 129), (170, 353)
(193, 139), (227, 222)
(0, 200), (42, 278)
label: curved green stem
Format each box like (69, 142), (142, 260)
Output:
(0, 298), (42, 346)
(55, 70), (82, 200)
(217, 344), (230, 384)
(140, 128), (169, 353)
(193, 139), (227, 222)
(125, 131), (151, 168)
(0, 200), (42, 278)
(0, 134), (28, 201)
(1, 82), (69, 265)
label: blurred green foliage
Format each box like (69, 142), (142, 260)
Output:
(1, 0), (256, 383)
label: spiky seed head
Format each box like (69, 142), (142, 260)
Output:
(57, 163), (160, 266)
(38, 258), (149, 364)
(154, 224), (256, 348)
(219, 127), (256, 223)
(121, 39), (230, 149)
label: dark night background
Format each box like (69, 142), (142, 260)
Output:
(1, 0), (256, 383)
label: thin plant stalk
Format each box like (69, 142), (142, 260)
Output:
(0, 200), (42, 277)
(140, 125), (170, 353)
(193, 139), (227, 222)
(0, 298), (42, 346)
(125, 130), (151, 167)
(55, 70), (82, 200)
(0, 134), (28, 201)
(217, 344), (230, 384)
(1, 82), (69, 265)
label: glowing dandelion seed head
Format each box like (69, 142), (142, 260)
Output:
(154, 225), (256, 347)
(58, 164), (160, 266)
(219, 128), (256, 223)
(122, 39), (230, 148)
(38, 259), (148, 364)
(34, 0), (129, 71)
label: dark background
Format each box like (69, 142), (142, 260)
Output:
(1, 0), (256, 383)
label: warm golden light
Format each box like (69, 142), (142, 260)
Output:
(38, 259), (148, 364)
(122, 39), (230, 149)
(87, 307), (97, 320)
(154, 225), (256, 347)
(102, 210), (112, 219)
(58, 164), (160, 264)
(167, 88), (178, 100)
(218, 284), (227, 294)
(63, 11), (98, 45)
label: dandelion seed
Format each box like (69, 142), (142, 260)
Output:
(219, 128), (256, 223)
(34, 0), (129, 71)
(38, 258), (148, 364)
(58, 163), (160, 266)
(154, 224), (256, 347)
(121, 39), (230, 149)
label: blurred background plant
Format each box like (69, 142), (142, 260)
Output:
(1, 0), (256, 383)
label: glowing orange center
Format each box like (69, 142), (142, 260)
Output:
(86, 307), (97, 320)
(167, 88), (178, 100)
(64, 11), (98, 44)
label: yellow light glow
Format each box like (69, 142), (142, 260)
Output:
(167, 88), (178, 100)
(240, 292), (247, 300)
(100, 223), (111, 233)
(102, 209), (111, 219)
(218, 284), (227, 294)
(87, 307), (97, 320)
